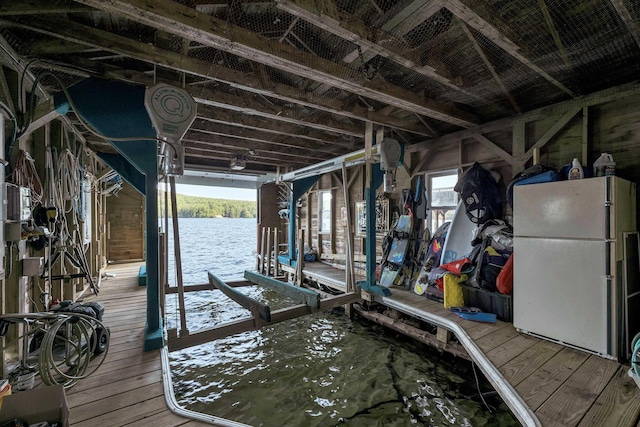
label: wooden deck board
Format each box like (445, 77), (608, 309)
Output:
(514, 346), (590, 411)
(67, 262), (212, 427)
(66, 262), (640, 427)
(577, 365), (640, 427)
(535, 356), (620, 426)
(373, 286), (640, 427)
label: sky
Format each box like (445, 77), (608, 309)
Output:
(175, 184), (256, 201)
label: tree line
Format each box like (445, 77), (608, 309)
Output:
(161, 193), (257, 218)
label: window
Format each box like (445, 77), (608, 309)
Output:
(427, 171), (459, 231)
(318, 191), (332, 233)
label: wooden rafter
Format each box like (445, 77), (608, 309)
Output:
(0, 0), (92, 15)
(188, 123), (337, 158)
(442, 0), (575, 97)
(343, 0), (444, 64)
(609, 0), (640, 50)
(184, 132), (330, 162)
(3, 15), (433, 136)
(538, 0), (572, 70)
(276, 0), (465, 92)
(457, 18), (521, 113)
(71, 0), (478, 128)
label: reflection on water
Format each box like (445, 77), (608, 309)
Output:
(165, 218), (518, 426)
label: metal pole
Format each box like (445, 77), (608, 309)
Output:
(169, 176), (188, 336)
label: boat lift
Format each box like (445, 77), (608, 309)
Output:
(166, 271), (359, 351)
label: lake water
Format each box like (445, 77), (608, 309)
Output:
(165, 218), (518, 426)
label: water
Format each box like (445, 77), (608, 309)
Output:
(165, 218), (518, 426)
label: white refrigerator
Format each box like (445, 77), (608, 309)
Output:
(513, 176), (636, 359)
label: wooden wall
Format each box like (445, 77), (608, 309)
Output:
(107, 183), (145, 262)
(295, 87), (640, 264)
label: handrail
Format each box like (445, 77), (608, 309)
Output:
(375, 295), (541, 427)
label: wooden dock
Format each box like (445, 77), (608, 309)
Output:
(298, 261), (640, 427)
(68, 263), (211, 427)
(66, 261), (640, 426)
(375, 289), (640, 427)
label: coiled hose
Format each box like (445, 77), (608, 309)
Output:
(1, 312), (110, 389)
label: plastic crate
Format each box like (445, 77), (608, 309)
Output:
(461, 284), (512, 322)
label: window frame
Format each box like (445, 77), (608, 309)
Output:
(426, 169), (459, 231)
(317, 190), (332, 234)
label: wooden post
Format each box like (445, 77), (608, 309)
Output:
(256, 224), (262, 271)
(260, 225), (266, 274)
(273, 227), (280, 277)
(342, 163), (355, 293)
(266, 227), (272, 276)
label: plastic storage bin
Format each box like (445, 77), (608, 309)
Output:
(461, 284), (513, 322)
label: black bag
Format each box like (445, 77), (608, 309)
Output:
(454, 162), (502, 225)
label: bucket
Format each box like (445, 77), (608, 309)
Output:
(593, 153), (616, 177)
(0, 380), (11, 410)
(15, 372), (35, 391)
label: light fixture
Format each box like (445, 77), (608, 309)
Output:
(230, 158), (246, 170)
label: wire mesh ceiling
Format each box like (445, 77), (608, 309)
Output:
(0, 0), (639, 174)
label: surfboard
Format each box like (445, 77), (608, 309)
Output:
(440, 200), (477, 265)
(379, 214), (413, 288)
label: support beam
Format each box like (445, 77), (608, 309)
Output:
(443, 0), (574, 97)
(610, 0), (640, 50)
(523, 106), (581, 160)
(472, 134), (519, 166)
(168, 292), (360, 351)
(244, 270), (320, 309)
(72, 0), (478, 128)
(4, 15), (433, 135)
(458, 18), (520, 113)
(275, 0), (474, 95)
(407, 83), (640, 155)
(209, 271), (271, 322)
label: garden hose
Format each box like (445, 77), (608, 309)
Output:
(0, 312), (110, 389)
(38, 312), (110, 388)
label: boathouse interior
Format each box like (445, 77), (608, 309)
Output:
(2, 0), (640, 426)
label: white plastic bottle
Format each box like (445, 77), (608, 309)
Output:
(568, 158), (584, 180)
(593, 153), (616, 177)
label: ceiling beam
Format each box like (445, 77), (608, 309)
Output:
(344, 0), (444, 64)
(458, 18), (520, 113)
(442, 0), (575, 97)
(71, 0), (478, 128)
(195, 105), (341, 148)
(4, 15), (432, 136)
(538, 0), (572, 70)
(187, 123), (338, 158)
(0, 0), (93, 15)
(184, 133), (327, 162)
(609, 0), (640, 50)
(275, 0), (468, 92)
(182, 142), (313, 167)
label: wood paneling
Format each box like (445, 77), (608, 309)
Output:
(106, 183), (144, 262)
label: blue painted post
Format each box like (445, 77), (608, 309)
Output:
(54, 78), (163, 351)
(362, 163), (389, 296)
